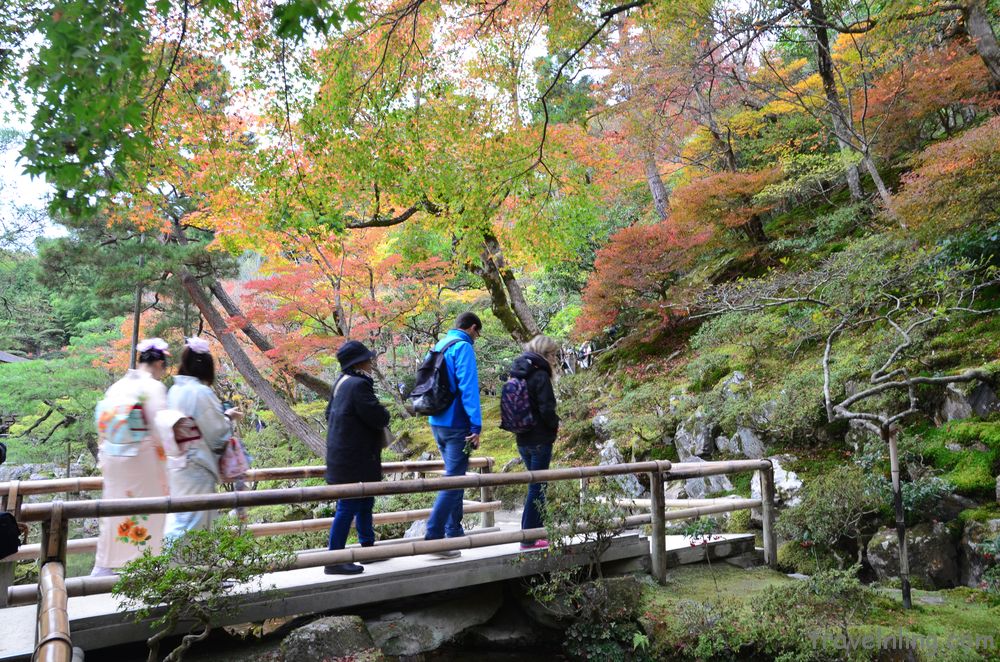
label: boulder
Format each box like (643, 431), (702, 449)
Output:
(932, 493), (978, 521)
(751, 455), (802, 509)
(939, 384), (974, 422)
(674, 411), (718, 460)
(959, 518), (1000, 588)
(680, 456), (733, 499)
(968, 383), (1000, 418)
(866, 522), (959, 590)
(732, 427), (766, 459)
(664, 480), (686, 500)
(597, 439), (644, 498)
(750, 399), (778, 430)
(937, 382), (1000, 423)
(714, 435), (739, 455)
(281, 615), (384, 662)
(366, 584), (503, 656)
(719, 371), (751, 400)
(403, 519), (427, 539)
(592, 413), (612, 441)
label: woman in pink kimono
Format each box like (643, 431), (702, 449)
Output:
(90, 338), (171, 576)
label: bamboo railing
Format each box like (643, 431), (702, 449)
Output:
(5, 457), (777, 662)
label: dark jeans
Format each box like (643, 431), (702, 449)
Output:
(328, 497), (375, 550)
(425, 425), (471, 540)
(519, 443), (553, 531)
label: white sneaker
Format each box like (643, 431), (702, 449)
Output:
(431, 549), (461, 559)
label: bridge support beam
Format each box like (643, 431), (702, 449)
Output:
(479, 458), (495, 529)
(758, 464), (777, 568)
(648, 471), (667, 584)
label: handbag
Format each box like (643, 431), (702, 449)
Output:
(0, 512), (21, 559)
(219, 436), (251, 481)
(1, 481), (25, 559)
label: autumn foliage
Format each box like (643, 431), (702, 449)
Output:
(894, 115), (1000, 238)
(578, 219), (702, 338)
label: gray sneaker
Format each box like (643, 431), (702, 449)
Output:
(431, 549), (461, 559)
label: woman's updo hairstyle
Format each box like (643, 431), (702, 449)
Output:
(136, 338), (170, 366)
(177, 337), (216, 385)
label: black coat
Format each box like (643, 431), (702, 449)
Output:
(509, 352), (559, 446)
(325, 370), (391, 485)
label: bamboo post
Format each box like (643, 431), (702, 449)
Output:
(579, 476), (589, 504)
(648, 471), (667, 584)
(480, 458), (495, 528)
(758, 463), (777, 568)
(34, 561), (72, 662)
(886, 427), (912, 609)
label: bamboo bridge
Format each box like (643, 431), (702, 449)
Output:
(0, 457), (777, 662)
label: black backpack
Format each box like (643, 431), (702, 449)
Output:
(408, 339), (463, 415)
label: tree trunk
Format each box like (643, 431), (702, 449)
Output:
(470, 232), (539, 343)
(742, 214), (768, 243)
(861, 155), (897, 222)
(644, 153), (670, 221)
(694, 86), (739, 172)
(965, 0), (1000, 90)
(809, 0), (865, 201)
(179, 270), (327, 457)
(206, 280), (333, 398)
(885, 426), (912, 609)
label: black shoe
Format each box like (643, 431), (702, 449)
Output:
(324, 563), (364, 575)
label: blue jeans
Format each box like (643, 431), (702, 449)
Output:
(425, 426), (471, 540)
(519, 443), (553, 531)
(327, 497), (375, 550)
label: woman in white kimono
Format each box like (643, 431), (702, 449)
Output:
(91, 338), (171, 576)
(164, 338), (242, 539)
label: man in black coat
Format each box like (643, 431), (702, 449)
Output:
(324, 340), (391, 575)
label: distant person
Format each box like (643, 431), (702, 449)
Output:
(91, 338), (171, 576)
(505, 335), (560, 550)
(424, 312), (483, 558)
(163, 338), (242, 539)
(323, 340), (391, 575)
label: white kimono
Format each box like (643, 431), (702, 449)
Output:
(93, 369), (169, 572)
(163, 375), (232, 539)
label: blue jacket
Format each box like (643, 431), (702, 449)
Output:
(428, 329), (482, 434)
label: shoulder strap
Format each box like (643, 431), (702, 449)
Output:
(435, 338), (464, 362)
(333, 374), (349, 400)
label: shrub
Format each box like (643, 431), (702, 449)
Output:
(777, 540), (841, 575)
(776, 464), (880, 556)
(726, 508), (751, 533)
(113, 526), (294, 662)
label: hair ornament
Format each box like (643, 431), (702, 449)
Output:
(185, 337), (212, 354)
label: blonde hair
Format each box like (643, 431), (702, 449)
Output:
(525, 335), (560, 364)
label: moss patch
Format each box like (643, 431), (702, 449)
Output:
(910, 421), (1000, 497)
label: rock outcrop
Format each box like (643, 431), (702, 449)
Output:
(281, 615), (383, 662)
(866, 522), (959, 590)
(959, 518), (1000, 588)
(365, 584), (503, 656)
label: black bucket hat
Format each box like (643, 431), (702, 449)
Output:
(337, 340), (375, 370)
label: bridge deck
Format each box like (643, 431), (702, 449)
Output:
(2, 532), (754, 661)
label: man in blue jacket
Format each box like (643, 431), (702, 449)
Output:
(425, 312), (483, 558)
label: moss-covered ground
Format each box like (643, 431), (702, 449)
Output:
(641, 564), (1000, 661)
